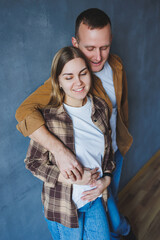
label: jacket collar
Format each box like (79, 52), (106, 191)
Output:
(108, 54), (123, 71)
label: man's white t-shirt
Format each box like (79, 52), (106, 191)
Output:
(95, 61), (118, 152)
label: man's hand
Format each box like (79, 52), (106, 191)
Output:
(81, 176), (111, 202)
(54, 144), (83, 181)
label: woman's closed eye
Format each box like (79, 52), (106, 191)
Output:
(65, 77), (73, 80)
(80, 72), (87, 76)
(80, 70), (88, 77)
(63, 74), (73, 80)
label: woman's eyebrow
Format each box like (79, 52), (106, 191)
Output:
(62, 73), (73, 76)
(62, 67), (87, 76)
(79, 67), (87, 73)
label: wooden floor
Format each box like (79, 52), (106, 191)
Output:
(118, 150), (160, 240)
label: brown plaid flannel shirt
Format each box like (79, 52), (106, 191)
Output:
(24, 95), (115, 228)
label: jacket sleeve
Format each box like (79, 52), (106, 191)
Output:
(15, 78), (52, 136)
(121, 67), (129, 129)
(24, 139), (60, 187)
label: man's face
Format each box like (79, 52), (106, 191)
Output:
(72, 23), (112, 72)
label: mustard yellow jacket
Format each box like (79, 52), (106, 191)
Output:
(15, 54), (133, 156)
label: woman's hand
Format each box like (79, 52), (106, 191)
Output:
(81, 176), (111, 202)
(58, 167), (100, 185)
(73, 167), (100, 185)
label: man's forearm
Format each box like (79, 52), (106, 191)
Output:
(29, 125), (83, 180)
(29, 125), (64, 156)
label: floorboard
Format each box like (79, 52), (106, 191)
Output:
(118, 150), (160, 240)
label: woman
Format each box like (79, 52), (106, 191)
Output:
(25, 46), (115, 240)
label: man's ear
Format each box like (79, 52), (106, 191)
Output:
(72, 37), (78, 48)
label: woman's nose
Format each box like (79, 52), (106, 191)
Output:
(75, 76), (82, 85)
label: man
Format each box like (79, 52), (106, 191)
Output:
(16, 8), (135, 240)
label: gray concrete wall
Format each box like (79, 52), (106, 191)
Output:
(0, 0), (159, 239)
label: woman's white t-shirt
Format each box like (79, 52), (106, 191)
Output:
(64, 97), (104, 209)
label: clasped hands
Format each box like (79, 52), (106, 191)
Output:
(56, 146), (111, 202)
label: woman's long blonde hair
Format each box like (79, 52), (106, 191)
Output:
(49, 46), (94, 107)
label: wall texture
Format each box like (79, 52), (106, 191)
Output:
(0, 0), (159, 239)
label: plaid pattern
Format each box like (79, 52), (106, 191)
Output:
(25, 95), (115, 228)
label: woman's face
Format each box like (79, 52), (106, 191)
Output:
(58, 57), (91, 107)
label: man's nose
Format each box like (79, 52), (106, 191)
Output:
(95, 49), (101, 62)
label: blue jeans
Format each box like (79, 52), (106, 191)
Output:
(44, 198), (111, 240)
(111, 149), (124, 200)
(107, 150), (130, 239)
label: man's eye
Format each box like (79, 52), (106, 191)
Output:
(86, 47), (94, 51)
(101, 46), (108, 50)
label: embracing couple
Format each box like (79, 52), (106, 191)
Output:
(16, 8), (135, 240)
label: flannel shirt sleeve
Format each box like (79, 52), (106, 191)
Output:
(103, 102), (116, 173)
(24, 139), (60, 187)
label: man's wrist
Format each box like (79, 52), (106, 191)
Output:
(49, 136), (64, 156)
